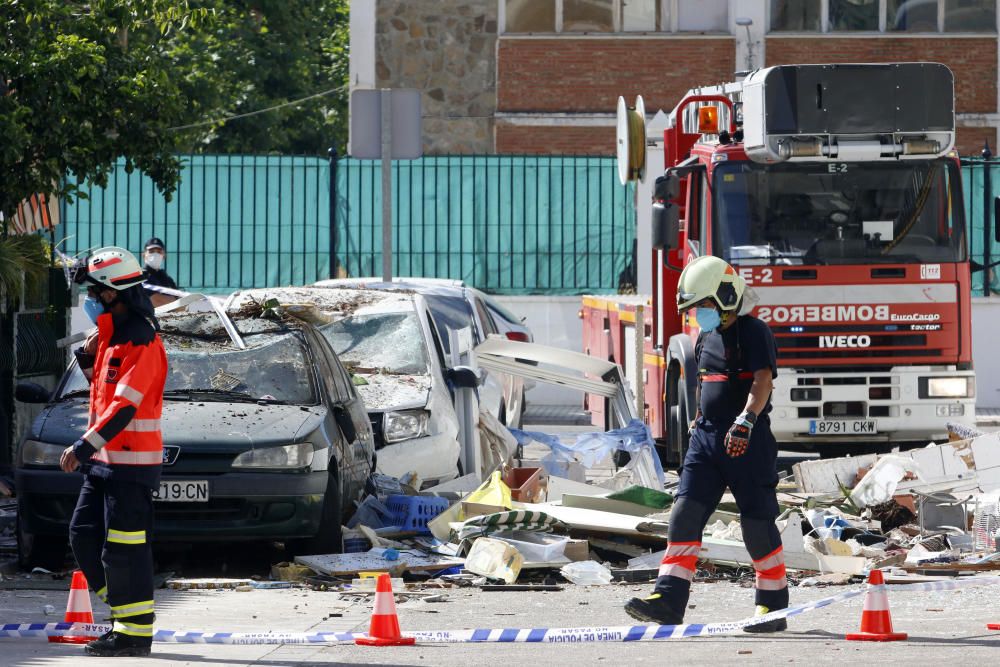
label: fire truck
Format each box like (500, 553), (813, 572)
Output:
(583, 63), (977, 463)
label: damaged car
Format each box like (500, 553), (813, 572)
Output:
(14, 301), (374, 567)
(229, 287), (464, 487)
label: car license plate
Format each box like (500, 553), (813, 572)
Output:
(154, 480), (209, 502)
(809, 420), (878, 435)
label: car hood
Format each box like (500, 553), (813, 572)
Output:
(33, 399), (324, 448)
(354, 374), (431, 411)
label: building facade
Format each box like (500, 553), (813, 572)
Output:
(352, 0), (999, 156)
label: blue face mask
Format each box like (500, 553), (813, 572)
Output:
(695, 307), (721, 332)
(83, 296), (105, 325)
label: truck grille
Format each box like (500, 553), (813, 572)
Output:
(772, 324), (947, 365)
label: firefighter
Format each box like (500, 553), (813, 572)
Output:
(624, 255), (788, 632)
(59, 246), (167, 657)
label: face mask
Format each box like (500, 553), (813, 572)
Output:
(83, 296), (105, 325)
(695, 307), (721, 332)
(145, 252), (164, 270)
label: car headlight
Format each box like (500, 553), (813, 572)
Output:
(383, 410), (429, 443)
(923, 377), (975, 399)
(232, 443), (314, 469)
(19, 440), (64, 467)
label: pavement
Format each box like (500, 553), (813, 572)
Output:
(2, 414), (1000, 665)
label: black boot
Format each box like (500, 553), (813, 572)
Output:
(743, 605), (788, 633)
(624, 593), (685, 625)
(84, 632), (151, 657)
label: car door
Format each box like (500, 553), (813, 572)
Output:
(470, 292), (523, 427)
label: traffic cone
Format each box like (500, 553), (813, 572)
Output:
(48, 570), (100, 644)
(845, 569), (908, 642)
(355, 572), (415, 646)
(989, 623), (1000, 630)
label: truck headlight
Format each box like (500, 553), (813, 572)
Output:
(232, 443), (314, 469)
(922, 377), (975, 399)
(383, 410), (429, 443)
(19, 440), (64, 467)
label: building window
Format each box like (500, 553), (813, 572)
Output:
(944, 0), (997, 31)
(501, 0), (728, 34)
(677, 0), (728, 31)
(771, 0), (822, 31)
(771, 0), (996, 32)
(564, 0), (615, 32)
(830, 0), (880, 30)
(504, 0), (556, 33)
(622, 0), (663, 31)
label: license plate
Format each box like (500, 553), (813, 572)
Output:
(154, 480), (209, 502)
(809, 420), (878, 435)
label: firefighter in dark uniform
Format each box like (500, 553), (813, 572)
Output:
(60, 246), (167, 657)
(625, 255), (788, 632)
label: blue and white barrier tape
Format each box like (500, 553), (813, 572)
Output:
(4, 575), (999, 645)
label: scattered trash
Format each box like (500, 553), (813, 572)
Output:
(464, 537), (524, 584)
(560, 560), (613, 585)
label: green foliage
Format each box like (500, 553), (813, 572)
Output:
(0, 233), (49, 301)
(0, 1), (350, 220)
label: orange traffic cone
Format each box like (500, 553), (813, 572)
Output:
(989, 623), (1000, 630)
(355, 572), (415, 646)
(49, 570), (100, 644)
(846, 569), (907, 642)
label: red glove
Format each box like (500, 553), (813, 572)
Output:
(725, 411), (756, 457)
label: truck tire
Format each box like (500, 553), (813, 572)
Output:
(662, 371), (690, 468)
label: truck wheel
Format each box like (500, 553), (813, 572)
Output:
(17, 515), (67, 571)
(663, 372), (689, 469)
(288, 469), (343, 556)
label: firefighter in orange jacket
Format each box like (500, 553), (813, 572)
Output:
(60, 247), (167, 658)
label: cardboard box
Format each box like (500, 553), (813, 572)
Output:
(563, 539), (589, 562)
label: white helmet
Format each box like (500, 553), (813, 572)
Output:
(676, 255), (745, 313)
(86, 246), (145, 290)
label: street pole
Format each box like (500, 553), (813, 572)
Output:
(381, 90), (393, 283)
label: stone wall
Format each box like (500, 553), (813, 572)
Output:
(376, 1), (497, 154)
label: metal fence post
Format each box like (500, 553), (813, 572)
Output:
(329, 147), (338, 279)
(984, 142), (992, 297)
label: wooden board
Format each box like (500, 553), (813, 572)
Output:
(295, 549), (464, 577)
(561, 494), (657, 517)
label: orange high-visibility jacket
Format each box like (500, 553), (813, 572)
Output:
(81, 312), (167, 466)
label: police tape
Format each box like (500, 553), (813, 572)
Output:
(4, 575), (1000, 645)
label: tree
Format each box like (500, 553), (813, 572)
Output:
(168, 0), (350, 156)
(0, 1), (216, 219)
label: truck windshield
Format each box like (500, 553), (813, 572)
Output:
(712, 159), (966, 265)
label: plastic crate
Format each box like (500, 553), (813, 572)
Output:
(386, 494), (451, 534)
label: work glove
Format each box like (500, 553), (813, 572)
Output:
(724, 410), (756, 457)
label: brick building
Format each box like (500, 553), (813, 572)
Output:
(351, 0), (999, 156)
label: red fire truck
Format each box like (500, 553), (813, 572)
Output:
(583, 63), (976, 463)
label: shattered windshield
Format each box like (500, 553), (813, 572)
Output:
(319, 312), (429, 375)
(59, 333), (317, 405)
(712, 158), (966, 265)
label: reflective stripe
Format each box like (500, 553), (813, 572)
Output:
(96, 586), (108, 603)
(753, 546), (785, 572)
(107, 529), (146, 545)
(755, 575), (788, 591)
(94, 449), (163, 465)
(124, 419), (161, 433)
(114, 383), (144, 405)
(701, 372), (754, 382)
(372, 591), (396, 616)
(663, 542), (701, 558)
(113, 620), (154, 638)
(111, 599), (155, 618)
(82, 428), (107, 449)
(658, 563), (696, 581)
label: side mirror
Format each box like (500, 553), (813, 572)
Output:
(446, 366), (481, 389)
(652, 200), (680, 251)
(654, 173), (680, 200)
(15, 381), (51, 404)
(332, 405), (357, 443)
(994, 196), (1000, 244)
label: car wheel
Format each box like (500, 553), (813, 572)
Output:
(17, 513), (68, 571)
(288, 469), (343, 556)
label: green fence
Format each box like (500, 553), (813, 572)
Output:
(60, 154), (637, 295)
(961, 158), (1000, 296)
